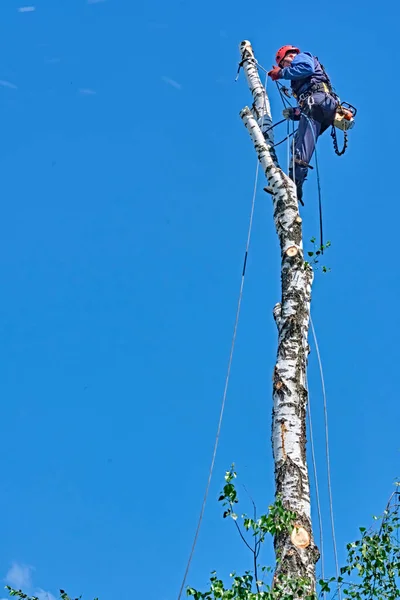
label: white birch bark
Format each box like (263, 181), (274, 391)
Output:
(238, 41), (319, 591)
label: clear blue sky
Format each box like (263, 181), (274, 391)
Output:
(0, 1), (398, 599)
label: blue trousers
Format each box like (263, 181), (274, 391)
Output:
(289, 92), (338, 201)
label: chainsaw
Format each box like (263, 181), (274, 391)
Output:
(334, 102), (357, 131)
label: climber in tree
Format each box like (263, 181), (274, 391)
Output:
(268, 45), (338, 205)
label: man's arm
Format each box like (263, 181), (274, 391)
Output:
(280, 52), (315, 80)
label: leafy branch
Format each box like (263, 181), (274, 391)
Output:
(5, 588), (98, 600)
(216, 465), (297, 594)
(187, 468), (400, 600)
(4, 472), (400, 600)
(304, 237), (331, 273)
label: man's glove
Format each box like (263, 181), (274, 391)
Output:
(268, 66), (282, 81)
(283, 107), (301, 120)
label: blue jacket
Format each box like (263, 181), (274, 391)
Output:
(280, 52), (331, 98)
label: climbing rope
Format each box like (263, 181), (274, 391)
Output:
(264, 117), (289, 134)
(306, 372), (325, 583)
(275, 74), (339, 592)
(274, 68), (339, 593)
(272, 128), (297, 149)
(314, 139), (324, 253)
(286, 119), (290, 172)
(234, 58), (340, 600)
(177, 72), (270, 597)
(273, 79), (342, 252)
(298, 113), (324, 252)
(253, 58), (339, 595)
(245, 60), (351, 158)
(177, 71), (272, 600)
(276, 81), (293, 109)
(272, 82), (298, 198)
(310, 315), (341, 599)
(273, 84), (325, 246)
(292, 117), (296, 192)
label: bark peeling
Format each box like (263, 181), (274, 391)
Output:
(239, 40), (319, 593)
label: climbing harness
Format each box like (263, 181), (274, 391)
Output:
(239, 56), (356, 251)
(273, 65), (356, 250)
(317, 60), (357, 157)
(294, 81), (332, 104)
(276, 65), (357, 157)
(271, 80), (324, 246)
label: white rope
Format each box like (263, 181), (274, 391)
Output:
(310, 315), (340, 597)
(286, 119), (290, 173)
(281, 88), (332, 592)
(176, 152), (261, 600)
(292, 119), (296, 188)
(306, 373), (325, 583)
(177, 70), (269, 600)
(278, 76), (335, 595)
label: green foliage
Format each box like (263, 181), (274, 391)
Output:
(5, 587), (98, 600)
(335, 488), (400, 600)
(188, 465), (303, 599)
(187, 571), (315, 600)
(187, 468), (400, 600)
(5, 589), (38, 600)
(304, 237), (331, 273)
(4, 471), (399, 600)
(218, 464), (297, 547)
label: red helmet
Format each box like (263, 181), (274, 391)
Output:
(275, 45), (300, 66)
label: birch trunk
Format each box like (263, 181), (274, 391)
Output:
(238, 41), (319, 592)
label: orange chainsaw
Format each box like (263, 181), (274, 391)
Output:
(334, 101), (357, 131)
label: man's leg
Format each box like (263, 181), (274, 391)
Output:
(319, 94), (339, 134)
(289, 113), (321, 203)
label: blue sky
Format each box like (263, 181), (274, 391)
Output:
(0, 1), (399, 599)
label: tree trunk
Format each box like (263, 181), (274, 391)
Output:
(238, 41), (319, 592)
